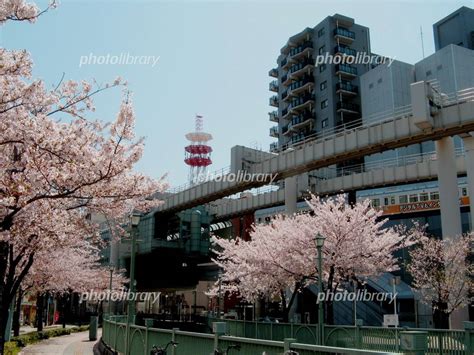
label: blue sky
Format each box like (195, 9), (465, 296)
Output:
(2, 0), (473, 186)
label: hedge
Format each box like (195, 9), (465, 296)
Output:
(6, 325), (90, 352)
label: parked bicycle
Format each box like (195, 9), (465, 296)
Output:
(214, 343), (241, 354)
(150, 341), (178, 355)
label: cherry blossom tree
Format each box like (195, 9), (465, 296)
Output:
(407, 234), (473, 328)
(212, 194), (414, 323)
(0, 1), (166, 351)
(19, 242), (128, 331)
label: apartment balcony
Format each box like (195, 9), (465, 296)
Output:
(281, 28), (312, 55)
(269, 95), (279, 107)
(289, 93), (314, 112)
(269, 80), (278, 92)
(281, 57), (293, 70)
(281, 74), (292, 87)
(336, 82), (358, 96)
(288, 75), (314, 96)
(281, 124), (292, 136)
(289, 41), (313, 60)
(335, 64), (358, 79)
(281, 90), (289, 101)
(269, 111), (279, 122)
(336, 101), (360, 114)
(269, 126), (279, 137)
(334, 27), (355, 44)
(290, 131), (311, 145)
(289, 115), (313, 130)
(281, 107), (291, 120)
(289, 58), (315, 79)
(334, 45), (356, 57)
(269, 67), (278, 78)
(270, 142), (279, 153)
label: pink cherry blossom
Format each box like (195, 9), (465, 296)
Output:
(212, 194), (415, 322)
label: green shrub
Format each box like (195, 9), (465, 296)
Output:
(4, 341), (20, 355)
(10, 325), (89, 349)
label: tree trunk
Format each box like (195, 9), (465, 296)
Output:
(36, 294), (44, 332)
(433, 301), (449, 329)
(12, 289), (22, 337)
(0, 241), (10, 355)
(326, 300), (334, 325)
(61, 295), (67, 329)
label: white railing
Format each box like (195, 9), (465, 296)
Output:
(313, 147), (465, 180)
(166, 165), (231, 194)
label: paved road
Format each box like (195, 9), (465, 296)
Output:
(19, 330), (100, 355)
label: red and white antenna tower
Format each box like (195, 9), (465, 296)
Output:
(184, 115), (213, 184)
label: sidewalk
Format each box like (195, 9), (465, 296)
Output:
(19, 329), (100, 355)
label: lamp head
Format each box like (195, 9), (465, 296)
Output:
(130, 212), (141, 227)
(315, 233), (325, 248)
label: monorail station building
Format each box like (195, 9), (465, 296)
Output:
(106, 6), (474, 330)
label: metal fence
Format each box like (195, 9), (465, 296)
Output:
(209, 318), (471, 355)
(102, 316), (401, 355)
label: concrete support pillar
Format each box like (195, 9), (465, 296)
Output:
(435, 137), (462, 239)
(285, 176), (297, 215)
(462, 136), (474, 231)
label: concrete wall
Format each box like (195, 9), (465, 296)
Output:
(361, 60), (415, 119)
(415, 44), (474, 94)
(433, 6), (474, 51)
(362, 45), (474, 166)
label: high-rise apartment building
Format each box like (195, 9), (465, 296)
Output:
(268, 14), (371, 152)
(433, 6), (474, 51)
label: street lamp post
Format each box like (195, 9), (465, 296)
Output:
(128, 212), (141, 321)
(125, 212), (141, 355)
(315, 233), (325, 346)
(108, 266), (114, 316)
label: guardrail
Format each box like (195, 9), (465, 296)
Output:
(102, 317), (402, 355)
(208, 318), (472, 355)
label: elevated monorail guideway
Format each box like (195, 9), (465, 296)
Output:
(209, 151), (468, 220)
(157, 83), (474, 214)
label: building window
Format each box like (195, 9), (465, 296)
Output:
(430, 191), (439, 200)
(462, 187), (468, 196)
(399, 195), (408, 204)
(377, 78), (383, 84)
(321, 99), (328, 109)
(320, 81), (327, 91)
(319, 45), (326, 55)
(369, 83), (374, 89)
(419, 192), (429, 202)
(409, 194), (418, 203)
(371, 199), (380, 208)
(437, 64), (443, 71)
(426, 70), (432, 76)
(385, 196), (396, 205)
(318, 28), (325, 37)
(321, 118), (328, 128)
(319, 64), (326, 73)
